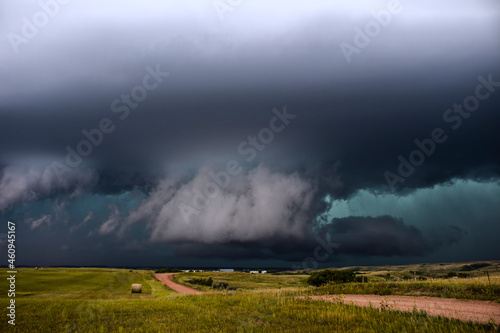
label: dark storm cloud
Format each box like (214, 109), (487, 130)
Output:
(319, 216), (464, 257)
(324, 216), (427, 256)
(1, 0), (499, 266)
(173, 238), (319, 262)
(161, 216), (465, 261)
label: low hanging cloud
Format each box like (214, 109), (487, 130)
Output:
(122, 165), (317, 244)
(319, 216), (465, 257)
(28, 215), (52, 230)
(0, 163), (96, 211)
(25, 200), (69, 230)
(70, 210), (94, 233)
(173, 238), (320, 261)
(98, 205), (121, 235)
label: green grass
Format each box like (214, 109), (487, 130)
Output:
(339, 260), (500, 281)
(2, 292), (496, 332)
(289, 280), (500, 303)
(172, 269), (500, 302)
(1, 267), (175, 299)
(173, 272), (309, 291)
(1, 267), (498, 332)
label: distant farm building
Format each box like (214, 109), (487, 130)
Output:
(219, 269), (234, 272)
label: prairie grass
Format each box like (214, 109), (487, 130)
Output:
(1, 292), (496, 332)
(173, 271), (309, 291)
(1, 267), (498, 332)
(287, 278), (500, 302)
(0, 267), (175, 299)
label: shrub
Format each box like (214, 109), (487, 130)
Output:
(445, 272), (469, 278)
(187, 277), (213, 287)
(460, 263), (490, 271)
(212, 282), (229, 290)
(212, 281), (238, 290)
(307, 269), (357, 286)
(355, 276), (369, 283)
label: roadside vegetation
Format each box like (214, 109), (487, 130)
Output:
(294, 278), (500, 303)
(307, 269), (359, 286)
(292, 267), (500, 302)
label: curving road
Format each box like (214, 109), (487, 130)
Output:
(155, 273), (203, 295)
(301, 294), (500, 324)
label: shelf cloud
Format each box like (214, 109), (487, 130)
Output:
(1, 0), (499, 267)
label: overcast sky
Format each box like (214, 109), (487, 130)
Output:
(1, 0), (499, 268)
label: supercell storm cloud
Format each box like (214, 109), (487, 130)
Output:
(0, 0), (499, 267)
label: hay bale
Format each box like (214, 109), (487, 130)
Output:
(131, 284), (142, 293)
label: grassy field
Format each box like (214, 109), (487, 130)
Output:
(341, 261), (500, 279)
(285, 275), (500, 303)
(0, 265), (499, 332)
(173, 271), (309, 291)
(173, 264), (500, 302)
(3, 293), (496, 332)
(1, 268), (175, 299)
(292, 279), (500, 302)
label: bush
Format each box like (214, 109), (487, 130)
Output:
(212, 281), (238, 290)
(355, 276), (369, 283)
(307, 269), (357, 286)
(187, 277), (213, 287)
(212, 282), (229, 290)
(445, 272), (469, 278)
(460, 263), (490, 271)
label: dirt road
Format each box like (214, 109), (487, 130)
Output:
(301, 294), (500, 324)
(155, 273), (203, 295)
